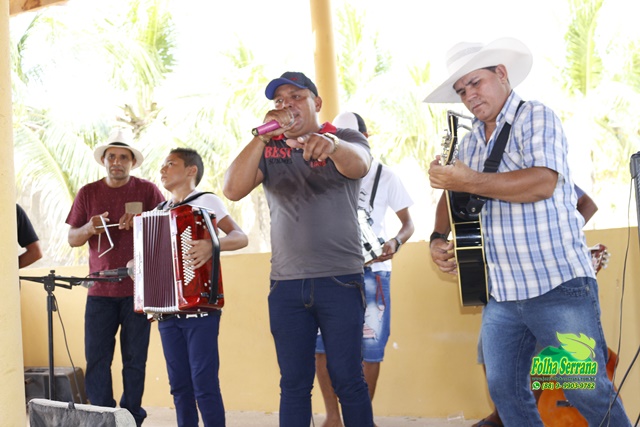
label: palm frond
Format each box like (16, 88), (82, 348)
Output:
(562, 0), (604, 96)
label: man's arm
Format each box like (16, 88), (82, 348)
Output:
(16, 204), (43, 268)
(393, 207), (415, 246)
(429, 158), (557, 204)
(284, 132), (370, 179)
(183, 215), (249, 269)
(217, 215), (249, 252)
(327, 137), (371, 179)
(577, 192), (598, 224)
(376, 207), (414, 262)
(432, 192), (451, 237)
(223, 137), (265, 201)
(68, 212), (109, 247)
(19, 241), (43, 268)
(429, 192), (456, 274)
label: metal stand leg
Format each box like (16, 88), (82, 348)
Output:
(20, 270), (117, 402)
(44, 272), (58, 401)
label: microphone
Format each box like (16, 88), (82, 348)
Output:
(94, 267), (132, 278)
(251, 120), (281, 136)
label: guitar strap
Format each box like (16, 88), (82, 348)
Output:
(369, 163), (384, 212)
(157, 191), (214, 210)
(466, 100), (526, 215)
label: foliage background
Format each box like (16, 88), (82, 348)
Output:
(10, 0), (640, 267)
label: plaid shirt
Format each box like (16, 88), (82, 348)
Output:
(458, 92), (594, 301)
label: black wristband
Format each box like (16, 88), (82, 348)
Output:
(430, 231), (448, 243)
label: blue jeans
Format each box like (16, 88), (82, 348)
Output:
(158, 312), (224, 427)
(269, 274), (373, 427)
(316, 269), (391, 362)
(84, 296), (150, 426)
(481, 277), (631, 426)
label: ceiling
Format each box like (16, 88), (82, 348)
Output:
(10, 0), (67, 16)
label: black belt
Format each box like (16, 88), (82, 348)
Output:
(156, 311), (219, 322)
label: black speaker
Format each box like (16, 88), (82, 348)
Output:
(24, 366), (88, 404)
(28, 398), (136, 427)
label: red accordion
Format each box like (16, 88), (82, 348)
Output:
(133, 204), (224, 314)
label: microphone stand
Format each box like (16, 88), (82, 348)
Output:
(19, 270), (120, 402)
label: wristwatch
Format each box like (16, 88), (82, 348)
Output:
(430, 231), (448, 243)
(324, 133), (340, 154)
(393, 236), (403, 251)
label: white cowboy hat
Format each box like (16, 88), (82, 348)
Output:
(424, 37), (533, 103)
(93, 128), (144, 169)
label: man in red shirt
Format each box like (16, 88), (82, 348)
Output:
(66, 128), (164, 426)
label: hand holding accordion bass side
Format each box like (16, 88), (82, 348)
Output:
(132, 205), (224, 315)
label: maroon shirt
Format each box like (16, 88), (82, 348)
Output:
(66, 176), (165, 297)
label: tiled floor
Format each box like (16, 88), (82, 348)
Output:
(25, 404), (479, 426)
(145, 406), (478, 426)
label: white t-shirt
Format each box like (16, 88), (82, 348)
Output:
(167, 190), (229, 223)
(358, 160), (413, 272)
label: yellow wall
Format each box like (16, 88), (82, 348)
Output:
(2, 1), (28, 425)
(19, 229), (640, 419)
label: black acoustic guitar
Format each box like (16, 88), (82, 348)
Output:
(441, 111), (488, 307)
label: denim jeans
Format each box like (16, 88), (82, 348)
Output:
(158, 312), (224, 427)
(84, 296), (150, 426)
(316, 269), (391, 363)
(481, 277), (631, 426)
(269, 274), (373, 427)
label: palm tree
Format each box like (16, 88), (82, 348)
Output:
(558, 0), (640, 227)
(334, 3), (391, 102)
(332, 2), (446, 170)
(12, 0), (177, 265)
(561, 0), (604, 97)
(137, 37), (274, 253)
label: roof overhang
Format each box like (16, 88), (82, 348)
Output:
(10, 0), (68, 17)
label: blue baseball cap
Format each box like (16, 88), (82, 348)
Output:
(265, 71), (319, 100)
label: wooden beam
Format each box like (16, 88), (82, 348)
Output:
(309, 0), (339, 123)
(10, 0), (67, 16)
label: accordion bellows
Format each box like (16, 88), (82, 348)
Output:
(133, 205), (224, 314)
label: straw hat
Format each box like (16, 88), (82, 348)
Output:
(93, 128), (144, 169)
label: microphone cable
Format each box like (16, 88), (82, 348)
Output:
(598, 177), (640, 427)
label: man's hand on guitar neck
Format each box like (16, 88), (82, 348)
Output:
(430, 238), (458, 275)
(428, 158), (477, 193)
